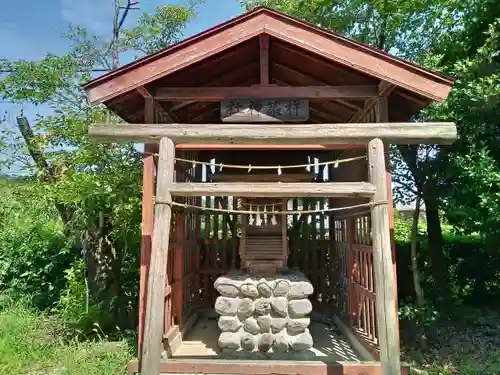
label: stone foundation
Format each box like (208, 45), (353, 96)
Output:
(214, 269), (314, 359)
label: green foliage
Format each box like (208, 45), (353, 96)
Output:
(55, 260), (103, 338)
(0, 1), (204, 332)
(0, 180), (74, 309)
(122, 4), (198, 57)
(241, 0), (464, 58)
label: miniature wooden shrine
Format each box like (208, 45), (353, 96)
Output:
(82, 6), (456, 375)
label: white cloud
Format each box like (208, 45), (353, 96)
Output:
(59, 0), (112, 34)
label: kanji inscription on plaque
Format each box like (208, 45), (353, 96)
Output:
(220, 99), (309, 122)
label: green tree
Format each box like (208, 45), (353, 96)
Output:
(241, 0), (469, 301)
(0, 1), (204, 328)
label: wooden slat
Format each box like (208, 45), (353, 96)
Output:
(163, 182), (376, 198)
(141, 138), (175, 375)
(89, 122), (458, 145)
(155, 85), (379, 100)
(368, 138), (400, 375)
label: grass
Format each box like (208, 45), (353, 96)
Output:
(0, 303), (132, 375)
(402, 307), (500, 375)
(1, 301), (499, 375)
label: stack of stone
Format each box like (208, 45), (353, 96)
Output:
(214, 270), (314, 358)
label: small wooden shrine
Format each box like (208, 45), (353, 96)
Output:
(82, 6), (456, 375)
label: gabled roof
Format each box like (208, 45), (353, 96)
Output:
(83, 6), (453, 104)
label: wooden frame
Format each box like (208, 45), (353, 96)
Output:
(82, 8), (453, 105)
(128, 359), (410, 375)
(88, 122), (457, 145)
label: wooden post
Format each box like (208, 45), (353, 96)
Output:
(368, 138), (401, 375)
(138, 94), (156, 358)
(138, 143), (156, 358)
(141, 137), (175, 375)
(376, 96), (400, 339)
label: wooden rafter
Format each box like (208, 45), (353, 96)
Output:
(350, 81), (396, 123)
(88, 122), (458, 144)
(136, 86), (180, 122)
(169, 64), (259, 112)
(271, 62), (362, 112)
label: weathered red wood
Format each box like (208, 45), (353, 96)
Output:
(138, 89), (156, 357)
(175, 144), (367, 150)
(128, 359), (410, 375)
(138, 143), (155, 357)
(174, 215), (184, 326)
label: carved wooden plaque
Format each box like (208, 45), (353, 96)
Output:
(220, 99), (309, 123)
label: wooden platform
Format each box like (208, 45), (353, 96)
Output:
(172, 317), (360, 362)
(128, 315), (411, 374)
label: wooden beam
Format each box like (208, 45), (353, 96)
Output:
(137, 86), (180, 122)
(368, 138), (401, 375)
(141, 138), (175, 375)
(260, 34), (269, 85)
(170, 63), (259, 112)
(155, 85), (379, 101)
(162, 182), (376, 198)
(174, 144), (367, 150)
(128, 358), (411, 375)
(89, 122), (458, 145)
(271, 62), (362, 112)
(351, 81), (396, 122)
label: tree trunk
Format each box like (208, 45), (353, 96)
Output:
(422, 190), (450, 305)
(410, 195), (427, 348)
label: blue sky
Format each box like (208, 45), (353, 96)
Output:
(0, 0), (243, 61)
(0, 0), (244, 124)
(0, 0), (244, 174)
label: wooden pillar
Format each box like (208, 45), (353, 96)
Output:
(138, 95), (156, 357)
(368, 138), (400, 375)
(376, 97), (400, 330)
(141, 138), (175, 375)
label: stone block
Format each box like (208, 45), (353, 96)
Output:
(254, 298), (271, 315)
(218, 316), (242, 332)
(241, 283), (259, 298)
(257, 280), (272, 297)
(256, 315), (271, 333)
(237, 298), (254, 318)
(290, 331), (313, 351)
(288, 299), (312, 318)
(218, 332), (241, 350)
(289, 281), (314, 299)
(243, 317), (260, 334)
(258, 333), (273, 352)
(215, 296), (239, 316)
(270, 296), (288, 317)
